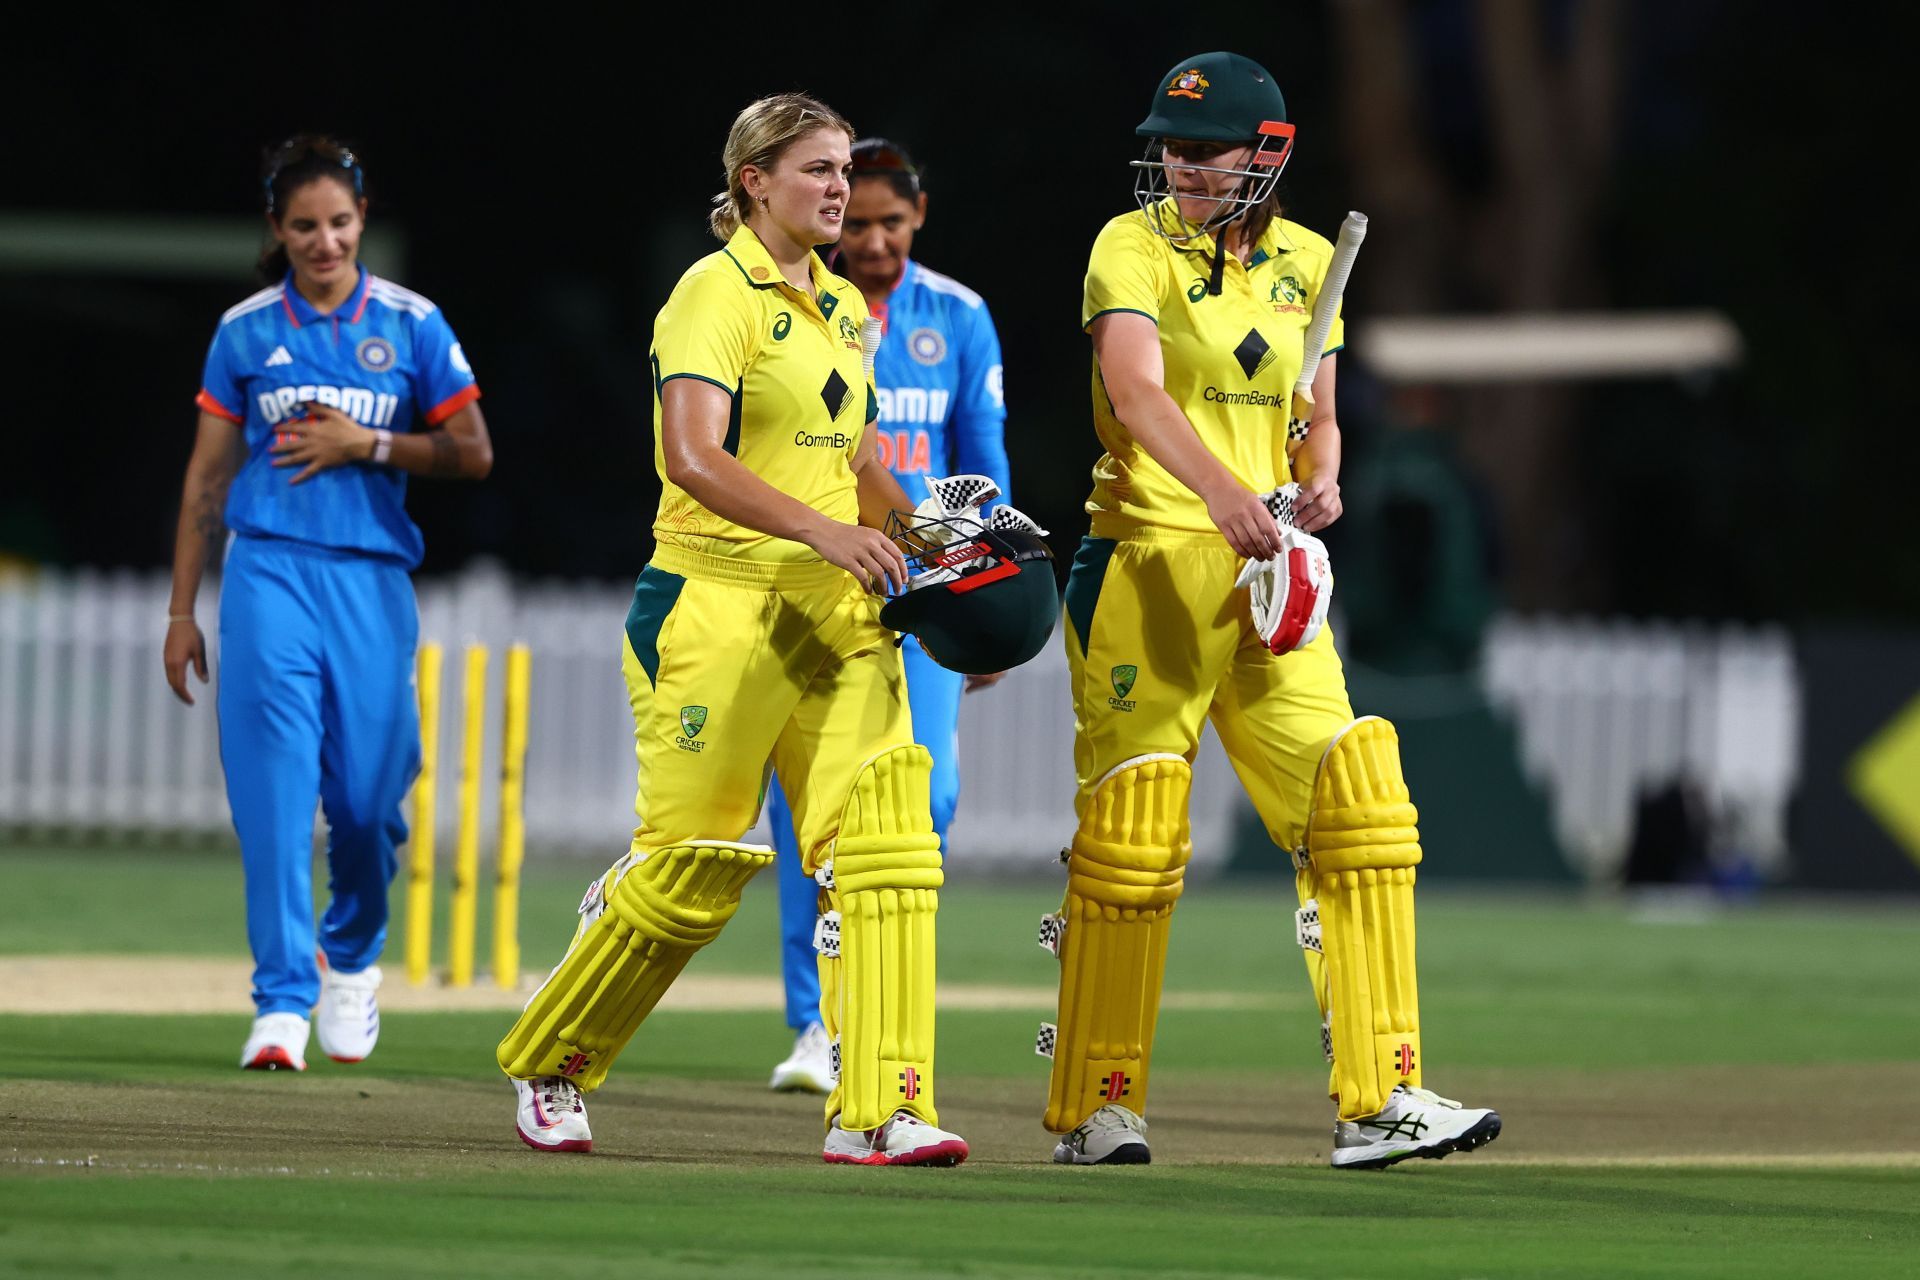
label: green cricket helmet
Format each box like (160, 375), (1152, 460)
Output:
(879, 475), (1058, 676)
(1132, 51), (1295, 243)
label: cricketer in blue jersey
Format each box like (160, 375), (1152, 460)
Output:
(165, 137), (492, 1072)
(762, 139), (1011, 1091)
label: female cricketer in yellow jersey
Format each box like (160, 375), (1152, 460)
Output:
(496, 93), (967, 1166)
(1040, 53), (1502, 1168)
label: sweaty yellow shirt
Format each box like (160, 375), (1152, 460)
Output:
(650, 225), (877, 573)
(1082, 201), (1345, 537)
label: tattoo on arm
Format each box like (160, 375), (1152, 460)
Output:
(427, 430), (461, 476)
(191, 480), (229, 564)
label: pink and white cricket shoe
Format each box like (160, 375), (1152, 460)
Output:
(823, 1109), (968, 1167)
(514, 1076), (593, 1152)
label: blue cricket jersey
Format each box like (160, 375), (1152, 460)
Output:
(869, 259), (1010, 504)
(195, 266), (480, 569)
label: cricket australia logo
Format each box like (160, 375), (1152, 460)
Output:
(838, 314), (861, 349)
(675, 705), (708, 753)
(1269, 275), (1309, 315)
(1167, 68), (1210, 99)
(1108, 664), (1138, 712)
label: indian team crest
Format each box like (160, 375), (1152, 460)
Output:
(355, 336), (397, 374)
(906, 327), (947, 366)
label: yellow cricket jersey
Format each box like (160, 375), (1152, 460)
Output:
(649, 226), (877, 578)
(1082, 200), (1345, 537)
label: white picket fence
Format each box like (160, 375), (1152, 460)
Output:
(0, 567), (1800, 881)
(1480, 616), (1799, 879)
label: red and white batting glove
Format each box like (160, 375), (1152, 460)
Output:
(1233, 483), (1333, 654)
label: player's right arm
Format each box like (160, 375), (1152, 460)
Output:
(1091, 312), (1281, 561)
(659, 379), (907, 593)
(655, 262), (906, 591)
(164, 410), (244, 705)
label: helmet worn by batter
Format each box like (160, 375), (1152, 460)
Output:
(879, 475), (1058, 676)
(1131, 51), (1296, 245)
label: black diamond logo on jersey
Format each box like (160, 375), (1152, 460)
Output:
(821, 369), (852, 420)
(1233, 328), (1276, 380)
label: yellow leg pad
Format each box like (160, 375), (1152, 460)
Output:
(496, 841), (772, 1090)
(822, 745), (945, 1132)
(1305, 718), (1423, 1120)
(1044, 754), (1192, 1134)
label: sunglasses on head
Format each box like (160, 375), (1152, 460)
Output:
(851, 142), (920, 192)
(264, 138), (363, 211)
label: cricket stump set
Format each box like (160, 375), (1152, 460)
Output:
(404, 640), (532, 990)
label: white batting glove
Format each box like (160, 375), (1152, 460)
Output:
(1233, 483), (1333, 654)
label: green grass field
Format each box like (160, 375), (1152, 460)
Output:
(3, 843), (1918, 1278)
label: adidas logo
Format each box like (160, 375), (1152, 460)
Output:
(265, 346), (293, 368)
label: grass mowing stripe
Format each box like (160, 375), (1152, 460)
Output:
(1, 1166), (1915, 1280)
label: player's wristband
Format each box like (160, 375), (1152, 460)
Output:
(370, 428), (393, 465)
(166, 615), (194, 625)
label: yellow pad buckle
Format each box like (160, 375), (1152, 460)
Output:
(496, 841), (771, 1091)
(819, 745), (944, 1132)
(1043, 754), (1192, 1134)
(1304, 717), (1423, 1120)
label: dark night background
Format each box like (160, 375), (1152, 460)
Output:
(2, 2), (1907, 621)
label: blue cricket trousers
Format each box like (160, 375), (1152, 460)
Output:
(767, 639), (963, 1030)
(217, 534), (420, 1016)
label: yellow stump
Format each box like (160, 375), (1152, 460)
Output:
(448, 643), (488, 988)
(405, 643), (444, 986)
(493, 643), (532, 990)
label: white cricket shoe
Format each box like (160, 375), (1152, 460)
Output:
(513, 1077), (593, 1153)
(1052, 1104), (1150, 1165)
(239, 1012), (309, 1071)
(314, 961), (381, 1063)
(823, 1110), (968, 1166)
(1330, 1084), (1502, 1170)
(769, 1021), (835, 1094)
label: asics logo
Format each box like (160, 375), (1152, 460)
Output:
(1362, 1115), (1430, 1140)
(256, 384), (402, 427)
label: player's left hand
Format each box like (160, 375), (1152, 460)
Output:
(1293, 475), (1343, 533)
(964, 671), (1007, 694)
(271, 403), (374, 484)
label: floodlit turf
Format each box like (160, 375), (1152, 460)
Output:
(3, 843), (1919, 1278)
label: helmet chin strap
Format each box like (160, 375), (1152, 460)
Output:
(1203, 180), (1255, 296)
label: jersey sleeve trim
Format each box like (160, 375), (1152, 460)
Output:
(659, 372), (738, 398)
(1320, 342), (1346, 357)
(424, 383), (482, 426)
(195, 389), (243, 424)
(1084, 306), (1157, 330)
